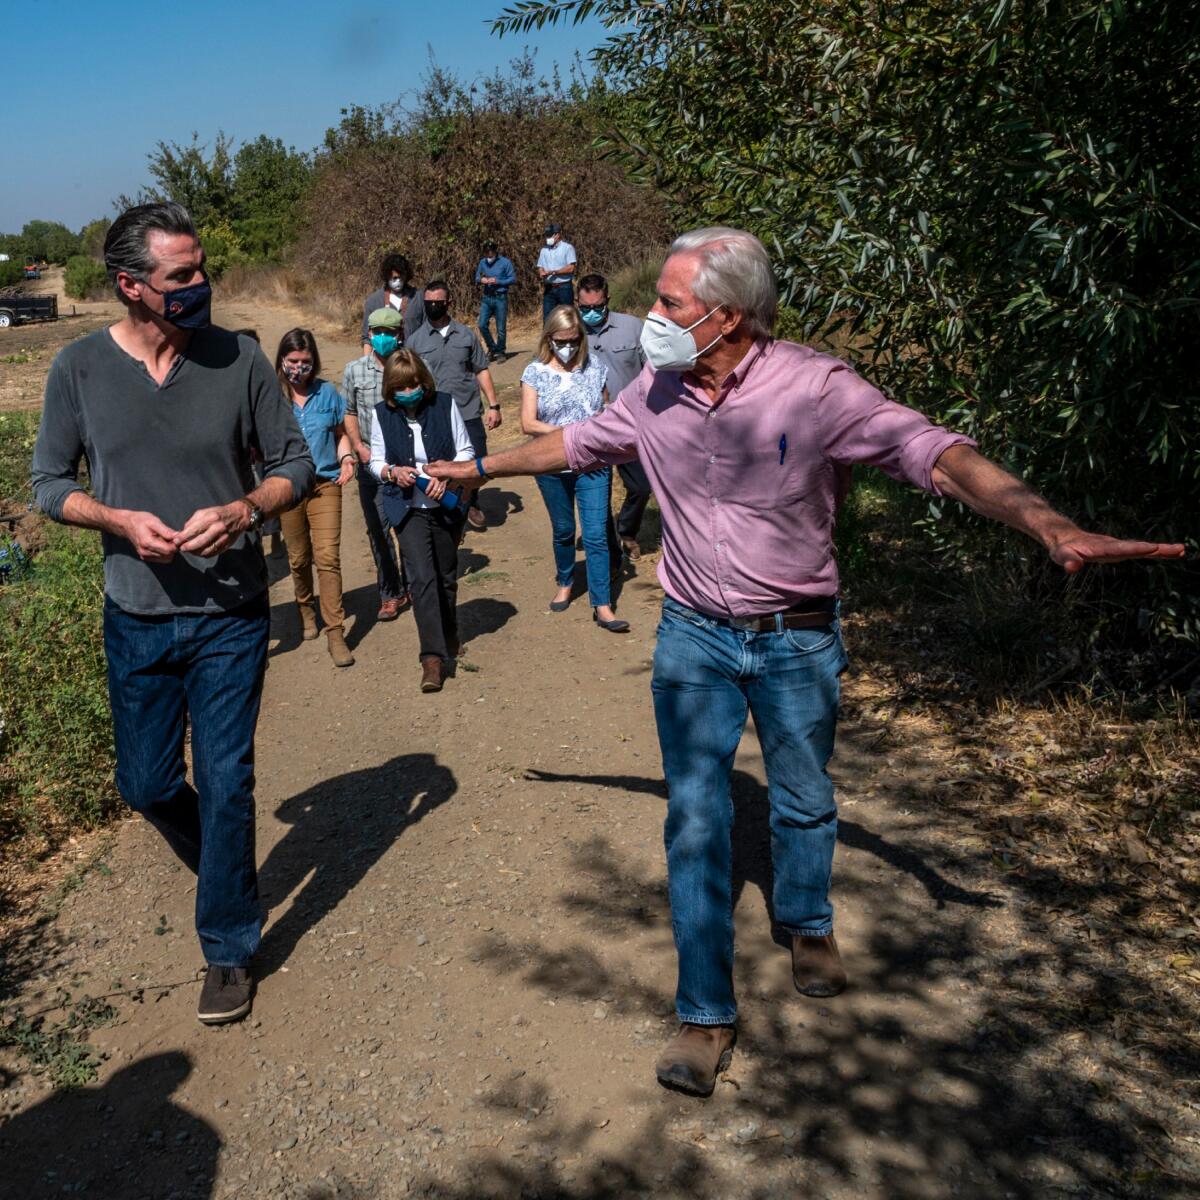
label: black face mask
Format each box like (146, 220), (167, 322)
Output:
(425, 301), (448, 322)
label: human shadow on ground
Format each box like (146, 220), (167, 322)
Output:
(342, 583), (381, 652)
(268, 596), (303, 658)
(474, 486), (524, 528)
(523, 768), (999, 935)
(0, 1052), (220, 1199)
(458, 597), (519, 644)
(256, 753), (457, 975)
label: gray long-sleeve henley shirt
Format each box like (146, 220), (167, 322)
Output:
(32, 326), (315, 615)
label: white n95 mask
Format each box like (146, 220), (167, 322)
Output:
(639, 307), (724, 372)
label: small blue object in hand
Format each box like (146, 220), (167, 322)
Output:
(779, 434), (787, 465)
(415, 475), (462, 512)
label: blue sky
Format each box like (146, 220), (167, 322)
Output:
(1, 1), (605, 232)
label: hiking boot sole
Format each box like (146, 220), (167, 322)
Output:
(655, 1045), (734, 1097)
(196, 996), (252, 1025)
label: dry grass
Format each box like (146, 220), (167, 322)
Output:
(216, 264), (357, 336)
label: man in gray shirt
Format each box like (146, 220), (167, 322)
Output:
(32, 202), (314, 1027)
(406, 279), (501, 530)
(577, 273), (653, 558)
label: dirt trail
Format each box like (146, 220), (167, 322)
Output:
(1, 291), (1196, 1200)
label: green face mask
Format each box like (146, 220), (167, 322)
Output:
(393, 388), (423, 407)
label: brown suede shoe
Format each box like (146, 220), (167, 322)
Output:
(377, 597), (402, 621)
(326, 628), (355, 668)
(655, 1024), (736, 1097)
(792, 933), (847, 997)
(298, 603), (318, 641)
(420, 657), (444, 692)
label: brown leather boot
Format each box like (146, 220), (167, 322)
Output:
(420, 657), (444, 692)
(792, 933), (847, 997)
(326, 627), (355, 668)
(298, 603), (318, 641)
(655, 1024), (736, 1096)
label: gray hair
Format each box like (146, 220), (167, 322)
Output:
(668, 226), (778, 337)
(104, 202), (197, 302)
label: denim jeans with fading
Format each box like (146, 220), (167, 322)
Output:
(651, 596), (848, 1026)
(534, 467), (613, 607)
(478, 295), (508, 356)
(103, 594), (270, 966)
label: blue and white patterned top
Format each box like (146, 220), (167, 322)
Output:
(520, 357), (608, 427)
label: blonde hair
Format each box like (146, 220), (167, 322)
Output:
(382, 348), (436, 403)
(537, 304), (589, 371)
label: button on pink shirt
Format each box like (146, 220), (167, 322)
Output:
(563, 337), (975, 617)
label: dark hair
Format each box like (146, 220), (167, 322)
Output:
(104, 202), (197, 305)
(424, 279), (450, 298)
(274, 328), (321, 391)
(379, 254), (412, 285)
(576, 273), (608, 298)
(483, 241), (497, 253)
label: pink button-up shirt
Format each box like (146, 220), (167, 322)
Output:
(563, 337), (975, 618)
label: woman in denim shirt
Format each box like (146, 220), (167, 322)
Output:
(519, 305), (628, 632)
(275, 328), (356, 667)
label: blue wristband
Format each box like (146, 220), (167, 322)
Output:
(475, 456), (488, 478)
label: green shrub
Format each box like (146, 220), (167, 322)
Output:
(607, 254), (666, 317)
(0, 259), (24, 288)
(0, 526), (117, 844)
(0, 411), (38, 505)
(195, 219), (247, 279)
(63, 255), (108, 300)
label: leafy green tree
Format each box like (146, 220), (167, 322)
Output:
(195, 220), (247, 279)
(18, 220), (80, 263)
(79, 218), (111, 260)
(497, 0), (1200, 642)
(63, 255), (109, 299)
(229, 136), (312, 261)
(120, 132), (234, 229)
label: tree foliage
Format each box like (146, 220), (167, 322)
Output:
(295, 52), (668, 313)
(496, 0), (1200, 642)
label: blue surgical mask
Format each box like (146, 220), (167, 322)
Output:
(370, 332), (399, 358)
(579, 305), (607, 328)
(393, 388), (423, 407)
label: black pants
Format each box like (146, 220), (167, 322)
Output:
(463, 415), (487, 459)
(395, 508), (461, 661)
(616, 460), (653, 541)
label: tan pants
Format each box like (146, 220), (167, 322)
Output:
(280, 480), (344, 633)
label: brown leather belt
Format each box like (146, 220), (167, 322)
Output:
(723, 600), (838, 633)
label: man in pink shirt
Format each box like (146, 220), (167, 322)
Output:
(429, 227), (1183, 1097)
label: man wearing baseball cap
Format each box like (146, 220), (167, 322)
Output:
(342, 307), (409, 620)
(536, 224), (576, 321)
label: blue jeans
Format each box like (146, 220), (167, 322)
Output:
(543, 283), (574, 321)
(478, 295), (508, 355)
(356, 463), (406, 600)
(651, 597), (848, 1025)
(103, 594), (270, 967)
(535, 468), (613, 607)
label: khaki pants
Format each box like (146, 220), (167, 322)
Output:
(280, 480), (344, 633)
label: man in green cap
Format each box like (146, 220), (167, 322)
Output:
(342, 307), (408, 619)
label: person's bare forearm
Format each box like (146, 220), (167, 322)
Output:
(931, 444), (1075, 550)
(61, 490), (131, 538)
(250, 474), (298, 519)
(483, 428), (569, 477)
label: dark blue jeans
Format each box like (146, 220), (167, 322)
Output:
(535, 468), (613, 607)
(103, 594), (270, 967)
(478, 295), (508, 355)
(356, 463), (406, 600)
(651, 597), (848, 1025)
(542, 283), (574, 321)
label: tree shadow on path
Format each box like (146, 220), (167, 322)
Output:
(0, 1051), (219, 1199)
(256, 753), (457, 976)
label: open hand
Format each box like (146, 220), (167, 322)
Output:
(175, 503), (246, 557)
(1047, 529), (1186, 574)
(122, 510), (180, 563)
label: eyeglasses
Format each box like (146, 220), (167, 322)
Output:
(578, 306), (606, 317)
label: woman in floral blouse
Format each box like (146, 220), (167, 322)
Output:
(519, 305), (628, 632)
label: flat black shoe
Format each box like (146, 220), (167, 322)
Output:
(549, 596), (571, 612)
(197, 965), (254, 1025)
(593, 609), (630, 633)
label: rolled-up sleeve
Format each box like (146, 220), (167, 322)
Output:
(31, 357), (85, 522)
(563, 387), (640, 472)
(341, 362), (359, 418)
(818, 363), (975, 494)
(250, 350), (315, 502)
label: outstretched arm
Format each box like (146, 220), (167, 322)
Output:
(931, 444), (1185, 573)
(427, 427), (569, 482)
